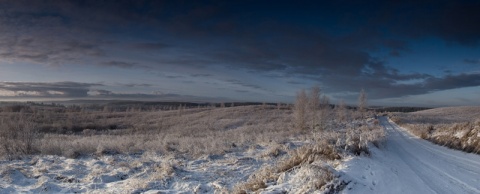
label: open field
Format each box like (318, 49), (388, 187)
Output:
(3, 102), (479, 193)
(390, 106), (480, 154)
(0, 103), (384, 193)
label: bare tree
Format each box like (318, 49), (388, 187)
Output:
(336, 100), (347, 123)
(358, 89), (367, 120)
(294, 89), (308, 131)
(318, 95), (330, 131)
(308, 85), (321, 130)
(103, 105), (111, 113)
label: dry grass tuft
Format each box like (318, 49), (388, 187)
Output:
(149, 161), (176, 181)
(295, 164), (335, 193)
(234, 139), (343, 193)
(392, 108), (480, 154)
(233, 166), (276, 193)
(277, 141), (340, 173)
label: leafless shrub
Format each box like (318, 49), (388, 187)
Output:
(335, 100), (347, 123)
(294, 89), (308, 131)
(309, 86), (321, 131)
(0, 115), (38, 160)
(318, 95), (331, 131)
(295, 86), (331, 134)
(343, 123), (385, 156)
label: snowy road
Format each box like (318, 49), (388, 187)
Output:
(341, 116), (480, 194)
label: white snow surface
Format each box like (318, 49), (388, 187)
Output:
(0, 141), (312, 193)
(454, 130), (469, 139)
(339, 117), (480, 194)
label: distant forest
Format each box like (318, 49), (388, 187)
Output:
(0, 101), (431, 113)
(372, 107), (431, 113)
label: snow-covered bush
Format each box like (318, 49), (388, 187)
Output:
(0, 116), (38, 160)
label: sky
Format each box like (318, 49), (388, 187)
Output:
(0, 0), (480, 107)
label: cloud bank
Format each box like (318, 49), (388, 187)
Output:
(0, 1), (479, 103)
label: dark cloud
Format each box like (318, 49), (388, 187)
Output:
(0, 36), (105, 65)
(99, 61), (136, 68)
(99, 61), (150, 69)
(464, 59), (480, 65)
(89, 90), (162, 98)
(225, 79), (264, 91)
(0, 82), (102, 98)
(165, 75), (184, 79)
(383, 39), (409, 57)
(336, 1), (480, 46)
(129, 42), (170, 50)
(89, 90), (185, 100)
(0, 1), (107, 65)
(156, 56), (214, 68)
(389, 50), (401, 57)
(190, 74), (212, 77)
(119, 83), (153, 87)
(2, 1), (477, 68)
(382, 39), (409, 51)
(90, 89), (232, 102)
(325, 72), (480, 99)
(0, 1), (479, 103)
(0, 83), (232, 101)
(417, 2), (480, 45)
(287, 81), (304, 85)
(425, 73), (480, 90)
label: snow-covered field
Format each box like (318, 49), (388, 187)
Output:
(0, 101), (389, 193)
(391, 106), (480, 125)
(3, 116), (478, 193)
(0, 144), (270, 193)
(6, 104), (478, 193)
(0, 139), (345, 193)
